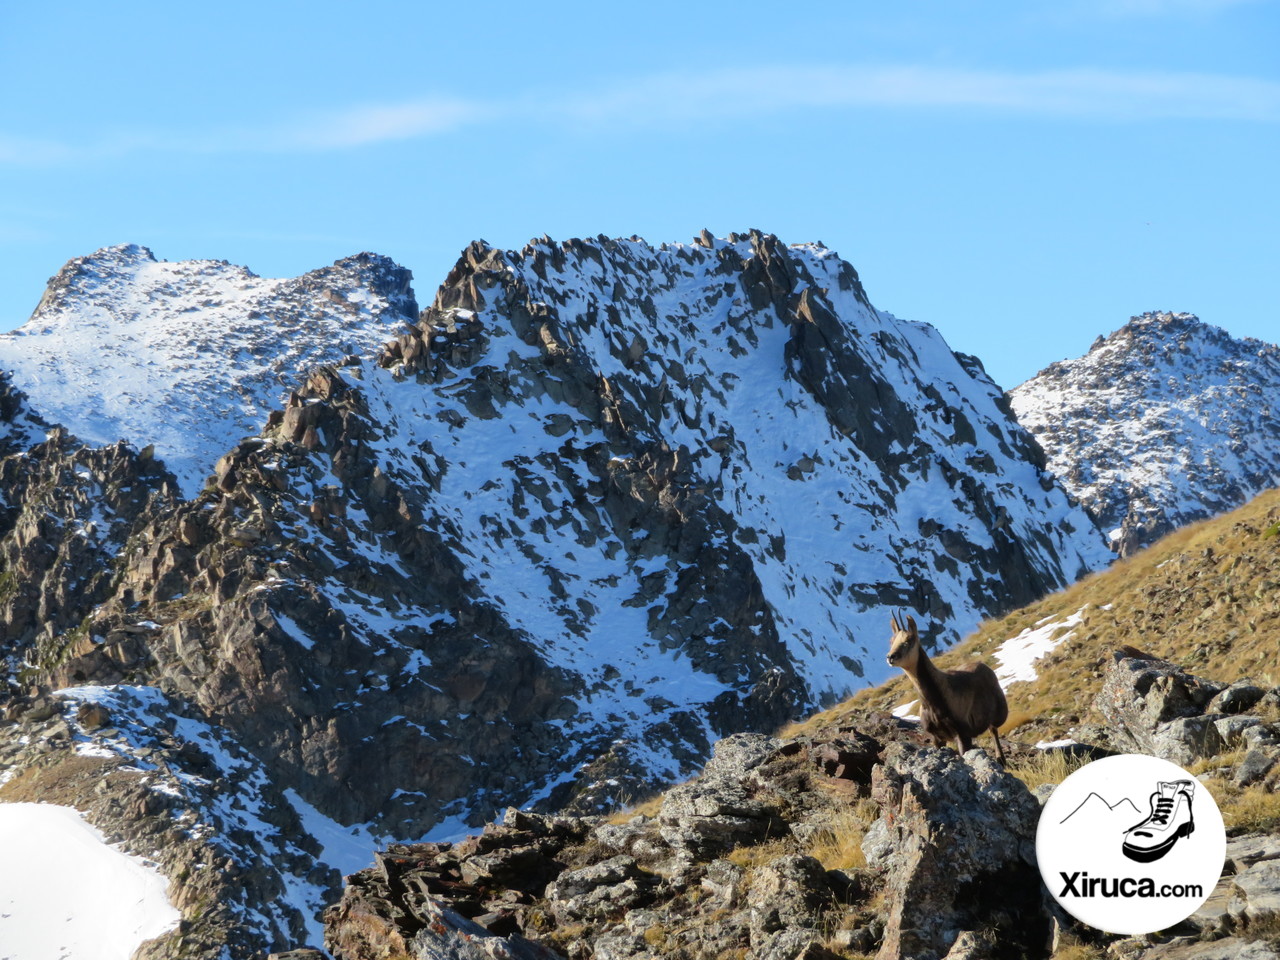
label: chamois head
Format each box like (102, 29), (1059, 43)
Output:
(886, 612), (921, 670)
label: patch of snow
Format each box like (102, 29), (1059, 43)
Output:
(0, 802), (180, 960)
(892, 699), (921, 723)
(993, 607), (1088, 688)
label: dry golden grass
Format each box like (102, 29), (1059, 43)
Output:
(0, 753), (123, 805)
(786, 487), (1280, 746)
(725, 838), (795, 871)
(805, 799), (880, 872)
(1192, 767), (1280, 834)
(605, 792), (665, 824)
(1051, 934), (1105, 960)
(1000, 708), (1037, 736)
(1005, 748), (1092, 794)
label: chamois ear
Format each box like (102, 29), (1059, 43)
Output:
(906, 615), (918, 638)
(890, 613), (900, 632)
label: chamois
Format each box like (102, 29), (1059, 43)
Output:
(886, 613), (1008, 764)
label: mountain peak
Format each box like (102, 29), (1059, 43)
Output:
(2, 245), (420, 495)
(1123, 309), (1201, 331)
(1011, 312), (1280, 554)
(87, 242), (159, 264)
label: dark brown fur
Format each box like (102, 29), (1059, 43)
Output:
(887, 614), (1008, 764)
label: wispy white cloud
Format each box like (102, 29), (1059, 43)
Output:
(554, 65), (1280, 126)
(0, 97), (489, 166)
(1083, 0), (1262, 16)
(242, 97), (491, 151)
(0, 135), (76, 165)
(3, 63), (1277, 166)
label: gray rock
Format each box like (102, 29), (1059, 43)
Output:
(545, 855), (655, 922)
(1228, 858), (1280, 923)
(405, 896), (563, 960)
(750, 928), (831, 960)
(1134, 938), (1280, 959)
(942, 930), (998, 960)
(746, 854), (829, 938)
(1234, 747), (1280, 788)
(1208, 682), (1267, 715)
(1151, 715), (1226, 765)
(1227, 833), (1280, 871)
(700, 858), (744, 909)
(863, 745), (1046, 960)
(1243, 724), (1280, 749)
(1214, 714), (1264, 749)
(1095, 655), (1225, 760)
(1189, 873), (1235, 933)
(546, 855), (642, 901)
(658, 734), (786, 857)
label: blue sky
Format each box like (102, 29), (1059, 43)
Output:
(1, 0), (1276, 388)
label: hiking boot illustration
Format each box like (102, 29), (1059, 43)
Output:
(1122, 780), (1195, 863)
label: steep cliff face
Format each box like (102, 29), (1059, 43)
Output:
(0, 244), (418, 496)
(0, 409), (178, 679)
(0, 232), (1112, 956)
(1010, 312), (1280, 555)
(0, 370), (48, 456)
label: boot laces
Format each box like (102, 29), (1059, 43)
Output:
(1151, 796), (1175, 825)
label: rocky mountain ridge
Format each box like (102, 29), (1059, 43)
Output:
(1, 230), (1116, 957)
(1009, 311), (1280, 556)
(0, 243), (418, 496)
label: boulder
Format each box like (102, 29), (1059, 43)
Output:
(861, 744), (1046, 960)
(1208, 681), (1268, 716)
(1094, 655), (1225, 760)
(658, 734), (787, 858)
(745, 854), (829, 938)
(1235, 747), (1280, 788)
(544, 855), (656, 922)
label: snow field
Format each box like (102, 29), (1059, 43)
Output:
(0, 802), (180, 960)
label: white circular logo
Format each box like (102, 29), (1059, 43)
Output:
(1036, 754), (1226, 935)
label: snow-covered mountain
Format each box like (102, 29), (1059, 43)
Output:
(1010, 312), (1280, 555)
(0, 231), (1113, 957)
(35, 230), (1107, 819)
(0, 244), (418, 495)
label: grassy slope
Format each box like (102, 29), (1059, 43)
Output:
(786, 487), (1280, 750)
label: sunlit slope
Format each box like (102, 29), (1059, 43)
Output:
(790, 485), (1280, 745)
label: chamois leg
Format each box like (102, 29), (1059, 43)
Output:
(955, 733), (974, 755)
(990, 727), (1007, 766)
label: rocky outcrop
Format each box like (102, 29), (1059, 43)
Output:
(862, 745), (1045, 960)
(1010, 312), (1280, 555)
(0, 425), (178, 695)
(324, 732), (877, 960)
(1089, 652), (1280, 766)
(0, 369), (48, 456)
(0, 685), (344, 959)
(324, 725), (1061, 960)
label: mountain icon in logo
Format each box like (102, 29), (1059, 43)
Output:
(1059, 792), (1143, 825)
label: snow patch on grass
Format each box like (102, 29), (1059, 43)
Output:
(993, 607), (1088, 688)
